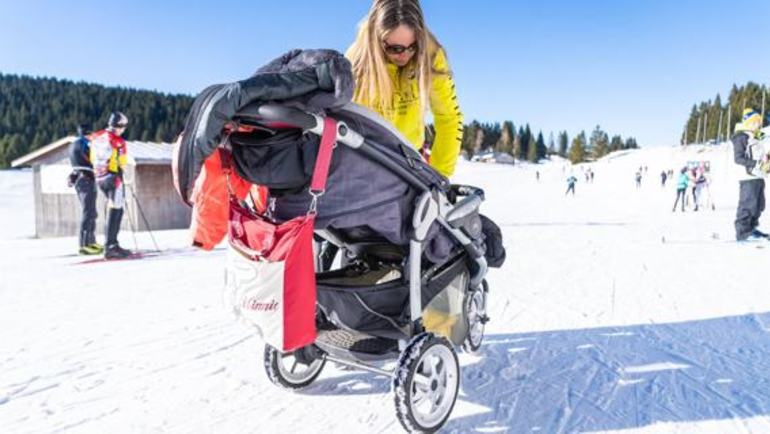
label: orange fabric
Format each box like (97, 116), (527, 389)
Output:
(190, 149), (251, 250)
(251, 185), (269, 214)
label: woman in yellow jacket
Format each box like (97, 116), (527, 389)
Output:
(347, 0), (463, 178)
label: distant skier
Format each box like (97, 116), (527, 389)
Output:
(693, 168), (708, 211)
(732, 108), (769, 241)
(660, 170), (667, 187)
(68, 124), (102, 255)
(536, 170), (540, 182)
(565, 174), (577, 196)
(635, 171), (642, 188)
(91, 112), (132, 259)
(672, 167), (688, 212)
(589, 169), (594, 183)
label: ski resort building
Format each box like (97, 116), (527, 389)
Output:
(11, 137), (191, 238)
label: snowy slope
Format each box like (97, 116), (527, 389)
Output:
(2, 143), (770, 434)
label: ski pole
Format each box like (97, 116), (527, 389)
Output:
(127, 184), (161, 252)
(123, 198), (140, 252)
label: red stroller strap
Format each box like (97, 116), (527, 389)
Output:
(309, 117), (337, 194)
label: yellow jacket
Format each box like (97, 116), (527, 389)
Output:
(367, 48), (464, 178)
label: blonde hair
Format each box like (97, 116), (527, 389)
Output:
(346, 0), (445, 114)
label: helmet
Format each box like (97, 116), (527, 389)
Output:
(108, 111), (129, 129)
(743, 108), (761, 125)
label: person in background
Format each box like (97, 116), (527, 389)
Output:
(68, 123), (102, 255)
(565, 174), (577, 196)
(693, 167), (708, 211)
(672, 167), (688, 212)
(635, 170), (642, 188)
(732, 108), (769, 241)
(91, 111), (132, 259)
(346, 0), (463, 178)
(660, 170), (668, 187)
(687, 167), (699, 210)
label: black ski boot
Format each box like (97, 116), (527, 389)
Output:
(105, 243), (132, 259)
(104, 208), (131, 259)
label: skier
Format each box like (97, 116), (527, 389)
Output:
(672, 167), (688, 212)
(68, 124), (102, 255)
(660, 170), (667, 187)
(91, 112), (133, 258)
(635, 171), (642, 188)
(693, 167), (707, 211)
(565, 174), (577, 196)
(536, 170), (540, 182)
(732, 108), (770, 241)
(688, 167), (699, 210)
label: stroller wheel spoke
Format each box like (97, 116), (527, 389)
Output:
(413, 372), (431, 389)
(412, 385), (427, 406)
(430, 355), (442, 377)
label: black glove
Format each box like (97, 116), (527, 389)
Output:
(480, 214), (506, 268)
(67, 171), (79, 187)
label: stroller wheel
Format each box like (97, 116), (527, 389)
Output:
(462, 280), (488, 354)
(393, 332), (459, 433)
(264, 345), (325, 389)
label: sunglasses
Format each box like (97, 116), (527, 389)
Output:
(383, 42), (418, 55)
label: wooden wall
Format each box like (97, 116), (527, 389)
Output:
(33, 154), (191, 238)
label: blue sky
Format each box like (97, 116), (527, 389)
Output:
(1, 0), (768, 146)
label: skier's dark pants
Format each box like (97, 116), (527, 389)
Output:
(75, 174), (97, 247)
(673, 188), (686, 211)
(98, 174), (125, 247)
(735, 178), (765, 240)
(565, 184), (575, 195)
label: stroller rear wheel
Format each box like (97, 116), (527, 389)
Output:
(264, 345), (325, 389)
(462, 280), (488, 353)
(393, 332), (459, 433)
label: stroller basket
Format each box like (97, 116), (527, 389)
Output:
(317, 254), (469, 342)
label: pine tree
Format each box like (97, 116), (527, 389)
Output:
(0, 72), (194, 168)
(548, 132), (556, 155)
(512, 130), (522, 161)
(558, 131), (569, 157)
(461, 121), (480, 156)
(527, 134), (538, 162)
(610, 135), (623, 152)
(569, 131), (587, 164)
(497, 121), (515, 154)
(536, 131), (546, 160)
(589, 125), (609, 159)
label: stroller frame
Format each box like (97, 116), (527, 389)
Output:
(245, 104), (490, 433)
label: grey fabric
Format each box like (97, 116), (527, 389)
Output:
(272, 105), (451, 252)
(733, 133), (757, 177)
(175, 49), (353, 204)
(735, 178), (765, 240)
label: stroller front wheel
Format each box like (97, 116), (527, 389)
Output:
(393, 332), (460, 433)
(264, 345), (325, 389)
(462, 280), (488, 353)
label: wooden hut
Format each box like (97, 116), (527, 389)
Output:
(11, 137), (191, 238)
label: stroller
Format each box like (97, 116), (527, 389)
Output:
(219, 102), (494, 433)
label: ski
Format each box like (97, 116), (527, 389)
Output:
(72, 250), (162, 265)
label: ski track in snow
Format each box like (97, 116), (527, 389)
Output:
(3, 144), (770, 433)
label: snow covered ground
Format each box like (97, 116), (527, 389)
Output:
(2, 143), (770, 433)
